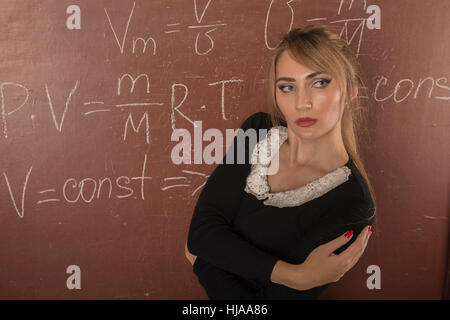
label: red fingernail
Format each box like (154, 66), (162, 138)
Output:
(368, 226), (373, 234)
(344, 230), (353, 238)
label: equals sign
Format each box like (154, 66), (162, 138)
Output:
(83, 101), (111, 116)
(165, 23), (181, 34)
(37, 189), (60, 204)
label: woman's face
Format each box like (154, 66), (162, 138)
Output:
(275, 49), (345, 140)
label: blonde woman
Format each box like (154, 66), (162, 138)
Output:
(186, 24), (376, 299)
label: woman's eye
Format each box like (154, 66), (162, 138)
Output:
(278, 85), (294, 93)
(314, 79), (331, 87)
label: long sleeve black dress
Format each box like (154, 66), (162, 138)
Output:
(187, 111), (375, 299)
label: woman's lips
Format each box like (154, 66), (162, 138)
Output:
(295, 117), (317, 127)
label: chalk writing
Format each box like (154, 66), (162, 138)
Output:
(264, 0), (295, 50)
(0, 78), (245, 143)
(0, 82), (30, 139)
(161, 170), (209, 197)
(1, 154), (152, 218)
(105, 1), (226, 56)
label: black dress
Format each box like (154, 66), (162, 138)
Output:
(187, 111), (375, 299)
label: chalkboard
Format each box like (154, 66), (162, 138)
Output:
(0, 0), (448, 299)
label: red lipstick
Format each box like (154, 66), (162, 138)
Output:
(295, 117), (317, 127)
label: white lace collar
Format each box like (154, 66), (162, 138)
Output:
(244, 126), (352, 208)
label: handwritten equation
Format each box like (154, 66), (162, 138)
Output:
(3, 153), (210, 219)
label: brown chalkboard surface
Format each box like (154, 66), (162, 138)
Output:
(0, 0), (448, 299)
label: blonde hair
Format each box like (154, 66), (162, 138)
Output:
(266, 24), (377, 211)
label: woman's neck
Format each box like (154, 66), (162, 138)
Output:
(282, 124), (349, 172)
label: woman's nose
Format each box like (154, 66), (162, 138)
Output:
(295, 90), (312, 110)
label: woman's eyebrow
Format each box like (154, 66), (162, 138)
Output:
(276, 72), (325, 83)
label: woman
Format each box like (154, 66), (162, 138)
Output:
(186, 24), (376, 299)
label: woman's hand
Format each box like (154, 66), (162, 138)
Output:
(185, 242), (198, 265)
(288, 225), (373, 290)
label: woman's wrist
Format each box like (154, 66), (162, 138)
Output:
(270, 260), (310, 290)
